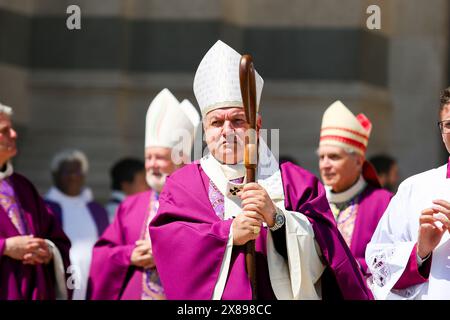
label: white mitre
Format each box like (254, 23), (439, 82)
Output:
(179, 98), (200, 139)
(145, 89), (200, 158)
(193, 40), (264, 117)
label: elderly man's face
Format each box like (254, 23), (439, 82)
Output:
(204, 107), (255, 164)
(0, 113), (17, 164)
(145, 147), (178, 193)
(318, 145), (364, 193)
(441, 104), (450, 153)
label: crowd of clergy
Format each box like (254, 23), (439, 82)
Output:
(1, 40), (449, 300)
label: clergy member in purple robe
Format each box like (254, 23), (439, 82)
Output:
(0, 103), (71, 300)
(45, 149), (109, 300)
(87, 90), (200, 300)
(150, 40), (373, 300)
(317, 101), (392, 276)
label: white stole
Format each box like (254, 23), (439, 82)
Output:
(201, 139), (324, 300)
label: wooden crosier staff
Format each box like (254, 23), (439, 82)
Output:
(239, 54), (258, 300)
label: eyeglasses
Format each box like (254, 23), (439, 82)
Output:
(438, 120), (450, 134)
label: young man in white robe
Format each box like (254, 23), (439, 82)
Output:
(366, 87), (450, 299)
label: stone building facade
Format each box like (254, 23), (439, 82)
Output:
(0, 0), (447, 201)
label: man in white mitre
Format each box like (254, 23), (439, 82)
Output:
(150, 40), (372, 300)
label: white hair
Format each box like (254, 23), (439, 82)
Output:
(343, 147), (358, 156)
(50, 149), (89, 174)
(0, 103), (13, 117)
(315, 145), (359, 157)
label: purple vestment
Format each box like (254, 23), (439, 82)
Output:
(350, 186), (392, 274)
(150, 162), (373, 300)
(0, 173), (71, 300)
(87, 190), (154, 300)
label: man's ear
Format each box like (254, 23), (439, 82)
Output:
(357, 154), (365, 168)
(377, 174), (387, 187)
(202, 116), (209, 130)
(177, 152), (190, 168)
(121, 181), (131, 194)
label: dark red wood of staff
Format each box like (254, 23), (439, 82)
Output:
(239, 54), (258, 300)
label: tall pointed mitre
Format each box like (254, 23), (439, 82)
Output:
(179, 98), (201, 142)
(145, 89), (200, 157)
(320, 100), (372, 156)
(193, 40), (264, 117)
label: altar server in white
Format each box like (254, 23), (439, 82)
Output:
(366, 87), (450, 299)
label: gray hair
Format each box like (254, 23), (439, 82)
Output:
(316, 146), (358, 157)
(50, 149), (89, 174)
(342, 147), (358, 156)
(0, 103), (13, 117)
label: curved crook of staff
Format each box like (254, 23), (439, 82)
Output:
(239, 54), (258, 300)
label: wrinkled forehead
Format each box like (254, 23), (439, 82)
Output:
(205, 107), (245, 119)
(317, 144), (347, 156)
(144, 146), (172, 158)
